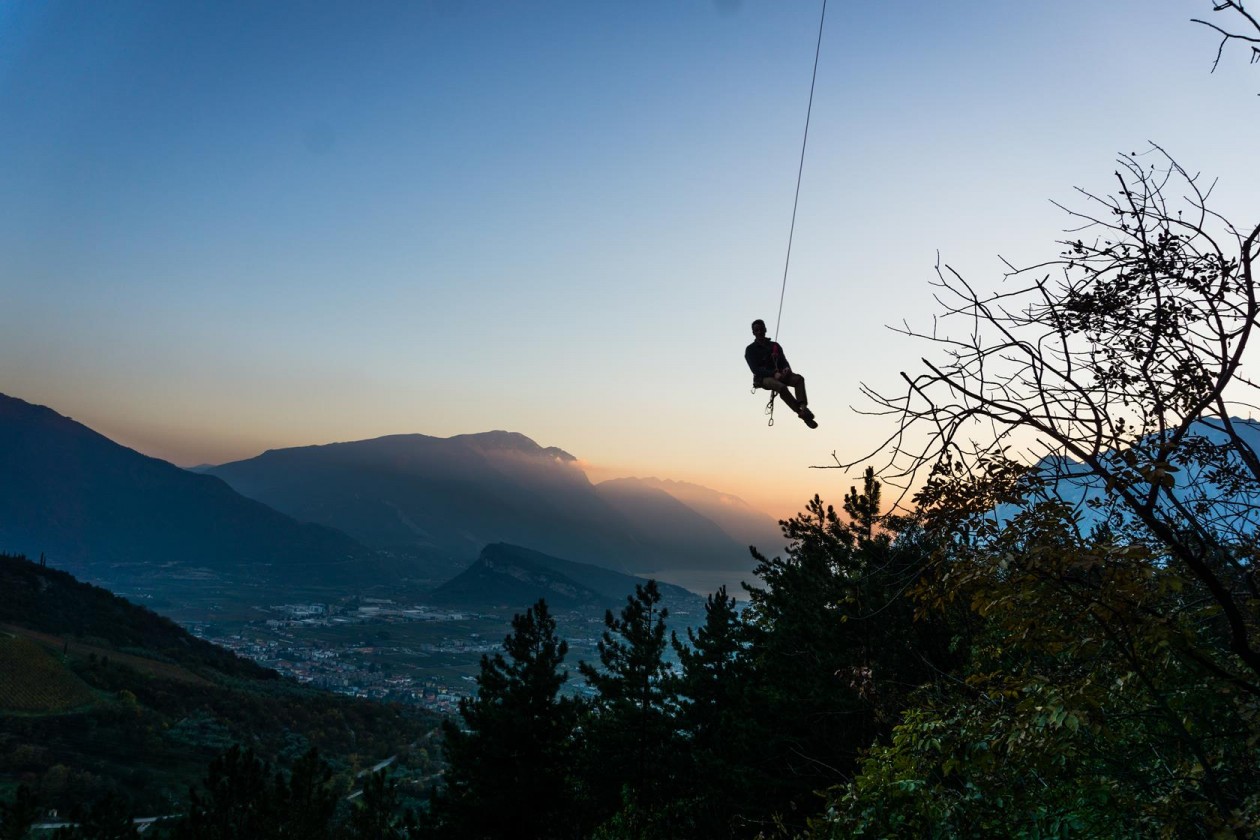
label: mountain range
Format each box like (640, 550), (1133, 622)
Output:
(999, 417), (1260, 539)
(206, 430), (779, 579)
(0, 393), (780, 599)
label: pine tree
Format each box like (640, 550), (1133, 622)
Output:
(434, 599), (577, 839)
(735, 482), (944, 832)
(673, 586), (743, 744)
(274, 748), (339, 840)
(668, 586), (758, 838)
(843, 466), (881, 541)
(577, 580), (679, 834)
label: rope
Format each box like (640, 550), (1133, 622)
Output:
(761, 1), (821, 428)
(772, 0), (828, 343)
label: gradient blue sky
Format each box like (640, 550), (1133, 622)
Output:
(2, 1), (1256, 519)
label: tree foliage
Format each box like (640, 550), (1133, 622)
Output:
(432, 599), (577, 839)
(577, 580), (680, 835)
(0, 786), (38, 840)
(829, 103), (1260, 840)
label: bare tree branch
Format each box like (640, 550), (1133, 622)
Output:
(1192, 1), (1260, 73)
(846, 146), (1260, 684)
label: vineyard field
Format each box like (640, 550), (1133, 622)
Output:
(0, 633), (97, 712)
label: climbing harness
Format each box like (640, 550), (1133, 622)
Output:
(757, 0), (827, 428)
(753, 342), (785, 426)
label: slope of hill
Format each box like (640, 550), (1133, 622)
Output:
(0, 551), (273, 680)
(428, 543), (611, 610)
(428, 543), (704, 614)
(594, 478), (753, 571)
(0, 393), (416, 592)
(0, 634), (97, 713)
(0, 553), (439, 813)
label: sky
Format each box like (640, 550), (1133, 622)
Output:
(1, 0), (1257, 521)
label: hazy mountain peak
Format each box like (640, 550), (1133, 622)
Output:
(450, 430), (576, 462)
(596, 475), (784, 556)
(600, 475), (760, 511)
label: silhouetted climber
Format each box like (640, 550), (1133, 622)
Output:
(746, 319), (817, 429)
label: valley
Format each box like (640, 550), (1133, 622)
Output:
(154, 572), (709, 715)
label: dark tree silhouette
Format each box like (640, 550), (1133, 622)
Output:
(859, 146), (1260, 688)
(0, 786), (39, 840)
(434, 599), (576, 839)
(343, 769), (416, 840)
(577, 580), (678, 835)
(667, 586), (755, 838)
(735, 480), (946, 834)
(171, 747), (280, 840)
(1192, 0), (1260, 73)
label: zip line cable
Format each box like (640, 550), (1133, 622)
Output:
(773, 0), (828, 343)
(764, 0), (828, 427)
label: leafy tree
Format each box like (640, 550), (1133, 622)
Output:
(343, 769), (418, 840)
(170, 746), (352, 840)
(171, 746), (280, 840)
(866, 142), (1260, 691)
(0, 785), (39, 840)
(50, 794), (139, 840)
(848, 142), (1260, 834)
(433, 599), (577, 839)
(816, 497), (1260, 838)
(832, 30), (1260, 830)
(577, 580), (679, 835)
(723, 475), (949, 835)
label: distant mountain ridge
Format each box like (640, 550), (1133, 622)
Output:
(605, 476), (785, 553)
(0, 393), (411, 592)
(1003, 417), (1260, 538)
(593, 478), (750, 571)
(0, 392), (775, 599)
(207, 431), (770, 577)
(429, 543), (609, 610)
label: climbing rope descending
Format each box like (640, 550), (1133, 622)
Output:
(773, 0), (827, 343)
(764, 0), (828, 427)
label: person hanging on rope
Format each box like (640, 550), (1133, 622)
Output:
(745, 319), (817, 429)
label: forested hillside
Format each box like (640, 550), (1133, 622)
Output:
(0, 554), (440, 822)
